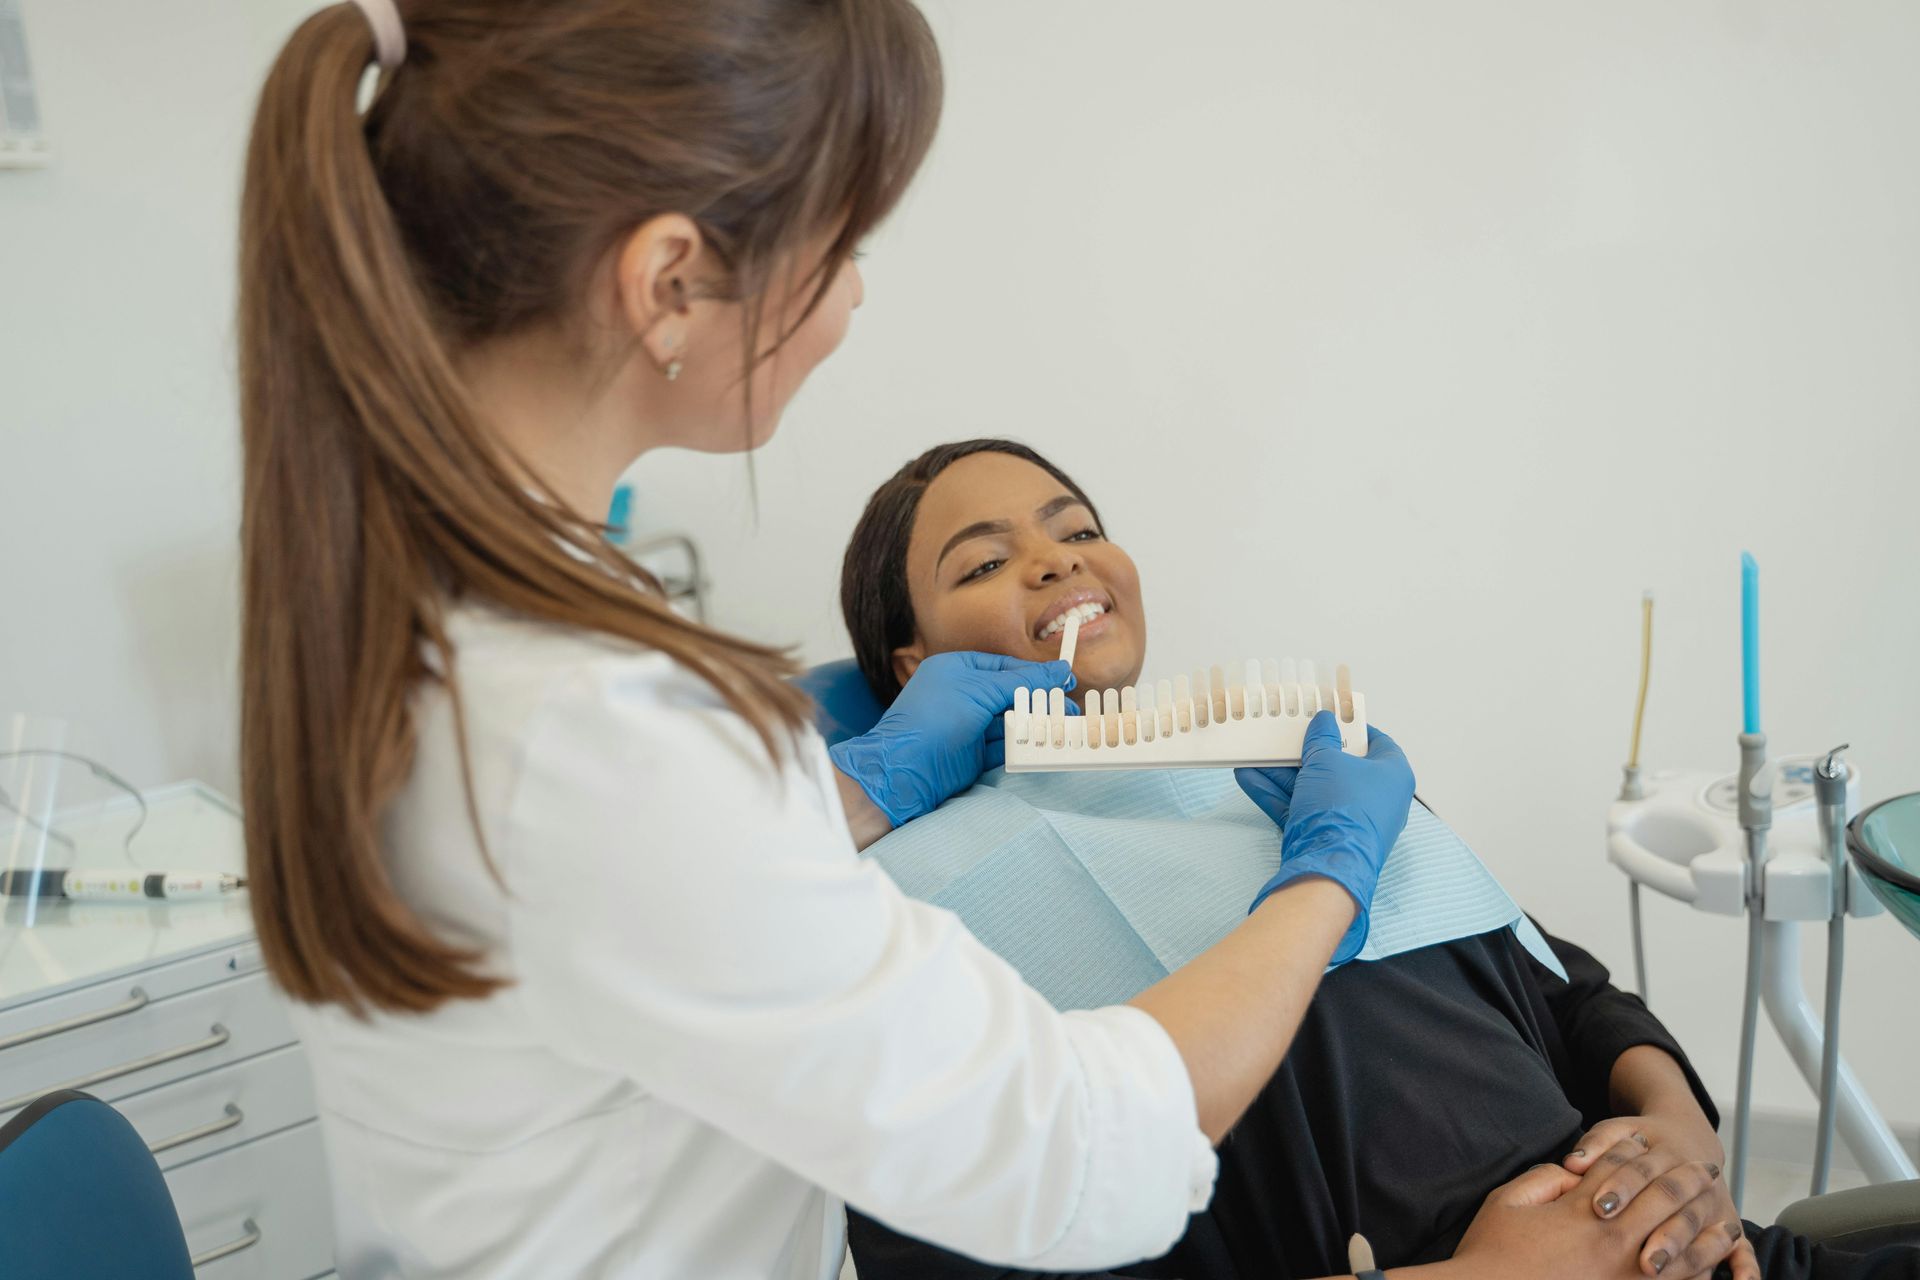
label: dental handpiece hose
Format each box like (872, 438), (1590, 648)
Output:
(1810, 745), (1850, 1196)
(1730, 730), (1771, 1214)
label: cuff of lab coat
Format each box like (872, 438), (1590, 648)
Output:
(1027, 1005), (1218, 1271)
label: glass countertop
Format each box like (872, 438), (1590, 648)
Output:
(1, 782), (254, 1007)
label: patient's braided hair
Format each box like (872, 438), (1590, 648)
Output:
(841, 439), (1104, 707)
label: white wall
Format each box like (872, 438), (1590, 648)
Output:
(4, 0), (1916, 1143)
(0, 0), (311, 788)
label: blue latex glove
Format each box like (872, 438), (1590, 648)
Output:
(1235, 710), (1416, 965)
(829, 652), (1076, 828)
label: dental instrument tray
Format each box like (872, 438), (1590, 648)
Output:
(1004, 659), (1367, 772)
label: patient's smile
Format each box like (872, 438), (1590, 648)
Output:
(1035, 596), (1109, 641)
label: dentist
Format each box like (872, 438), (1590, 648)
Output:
(237, 2), (1412, 1277)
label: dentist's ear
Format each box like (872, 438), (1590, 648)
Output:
(891, 642), (926, 689)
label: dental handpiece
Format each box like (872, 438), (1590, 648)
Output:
(0, 868), (246, 901)
(1810, 745), (1850, 1195)
(1729, 730), (1772, 1213)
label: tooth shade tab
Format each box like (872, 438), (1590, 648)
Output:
(1058, 610), (1082, 668)
(1244, 660), (1265, 717)
(1003, 657), (1369, 772)
(1223, 663), (1246, 720)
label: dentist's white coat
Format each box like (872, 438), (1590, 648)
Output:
(288, 598), (1216, 1279)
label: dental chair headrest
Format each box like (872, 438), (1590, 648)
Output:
(794, 659), (884, 746)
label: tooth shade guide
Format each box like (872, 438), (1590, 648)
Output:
(1005, 658), (1369, 772)
(1057, 610), (1082, 669)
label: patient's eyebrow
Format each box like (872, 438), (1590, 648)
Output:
(933, 494), (1090, 571)
(934, 519), (1012, 571)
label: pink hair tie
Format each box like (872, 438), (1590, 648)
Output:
(349, 0), (406, 73)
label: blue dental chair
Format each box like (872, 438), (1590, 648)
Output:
(0, 1089), (195, 1279)
(793, 658), (883, 747)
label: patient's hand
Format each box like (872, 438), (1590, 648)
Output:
(1564, 1114), (1759, 1280)
(1444, 1159), (1739, 1280)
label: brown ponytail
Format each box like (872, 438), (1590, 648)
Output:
(238, 0), (941, 1013)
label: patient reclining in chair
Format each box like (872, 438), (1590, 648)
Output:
(832, 439), (1918, 1280)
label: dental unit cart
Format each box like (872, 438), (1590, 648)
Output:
(1605, 562), (1918, 1212)
(0, 783), (336, 1278)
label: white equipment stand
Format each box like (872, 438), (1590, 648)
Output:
(1607, 756), (1918, 1201)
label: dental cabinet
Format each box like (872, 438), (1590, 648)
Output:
(0, 783), (336, 1278)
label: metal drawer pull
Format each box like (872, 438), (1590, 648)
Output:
(190, 1218), (261, 1268)
(149, 1103), (244, 1155)
(0, 987), (149, 1053)
(0, 1023), (231, 1113)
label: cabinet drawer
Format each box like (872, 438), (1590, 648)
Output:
(166, 1120), (335, 1279)
(0, 971), (295, 1118)
(0, 941), (267, 1043)
(115, 1045), (318, 1171)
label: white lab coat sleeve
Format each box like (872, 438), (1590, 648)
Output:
(499, 659), (1217, 1271)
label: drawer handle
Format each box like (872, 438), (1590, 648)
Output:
(149, 1103), (244, 1155)
(0, 987), (150, 1053)
(190, 1218), (261, 1268)
(0, 1023), (232, 1113)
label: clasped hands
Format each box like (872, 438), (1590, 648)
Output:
(1443, 1109), (1759, 1280)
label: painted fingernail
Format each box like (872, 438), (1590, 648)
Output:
(1650, 1248), (1670, 1274)
(1571, 1148), (1586, 1159)
(1708, 1162), (1722, 1180)
(1632, 1131), (1649, 1147)
(1598, 1193), (1620, 1216)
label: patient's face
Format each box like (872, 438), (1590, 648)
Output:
(895, 452), (1146, 700)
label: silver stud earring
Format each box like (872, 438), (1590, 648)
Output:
(665, 359), (684, 382)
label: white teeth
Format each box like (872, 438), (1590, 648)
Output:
(1038, 601), (1107, 639)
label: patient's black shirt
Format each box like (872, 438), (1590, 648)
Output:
(848, 923), (1696, 1279)
(850, 925), (1920, 1279)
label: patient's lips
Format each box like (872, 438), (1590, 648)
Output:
(1034, 590), (1112, 642)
